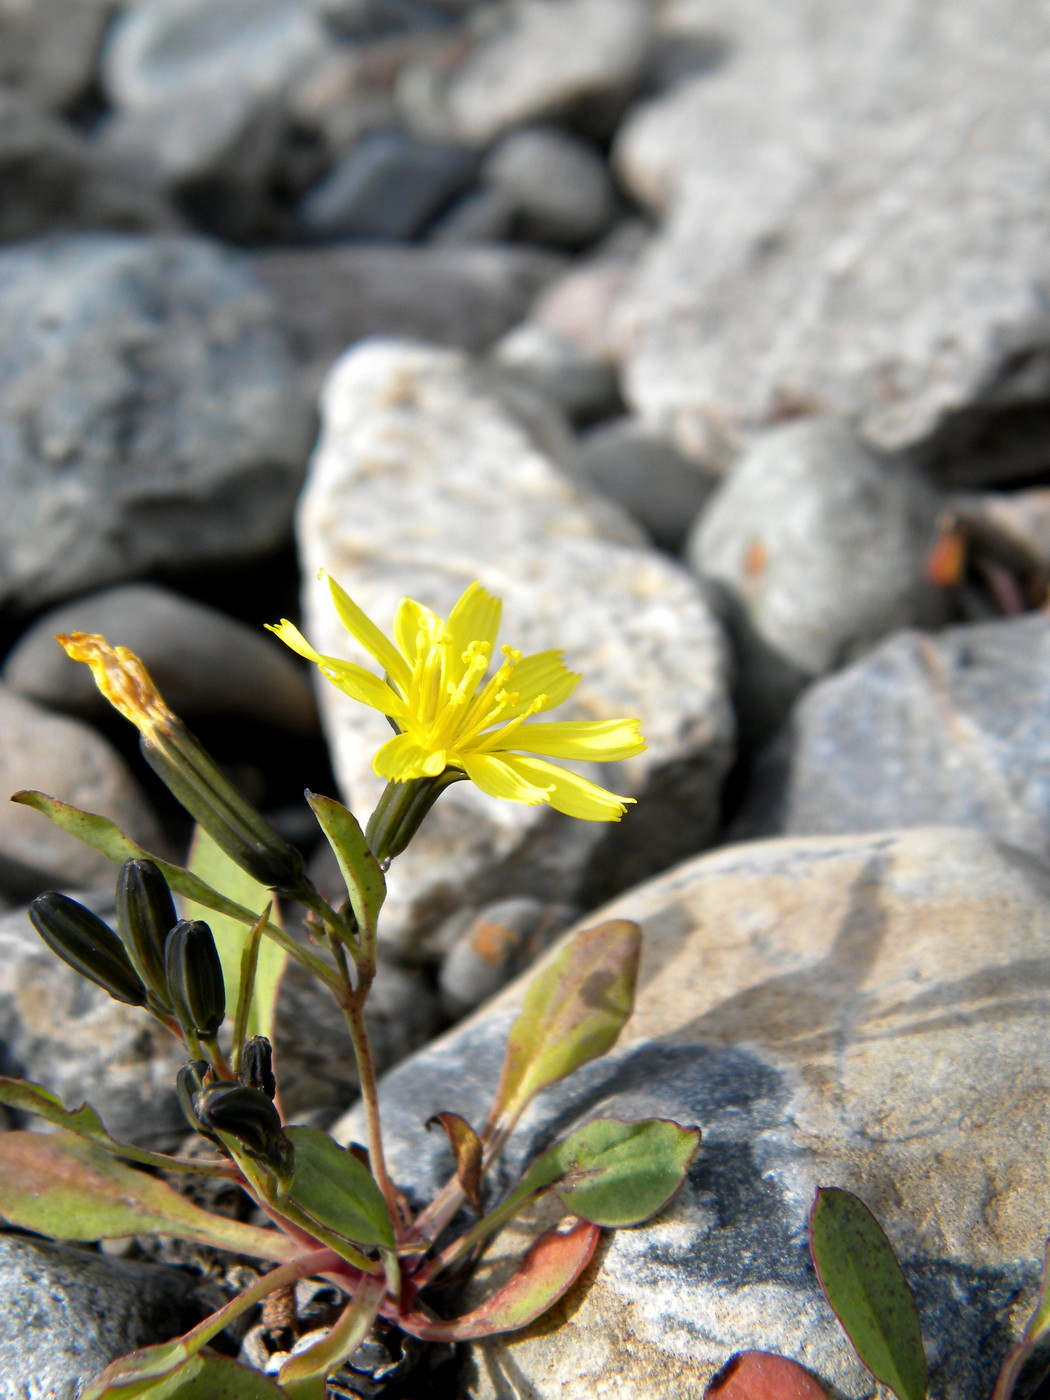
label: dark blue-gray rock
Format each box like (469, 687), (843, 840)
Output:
(480, 126), (619, 248)
(686, 417), (947, 746)
(252, 242), (566, 386)
(335, 825), (1050, 1399)
(3, 584), (318, 733)
(572, 417), (718, 553)
(0, 233), (313, 614)
(314, 0), (460, 39)
(0, 0), (112, 112)
(0, 91), (177, 245)
(295, 130), (477, 241)
(0, 1234), (197, 1400)
(733, 613), (1050, 864)
(0, 684), (166, 902)
(437, 897), (578, 1016)
(614, 0), (1050, 485)
(0, 890), (186, 1146)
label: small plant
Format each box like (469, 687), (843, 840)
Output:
(2, 575), (699, 1398)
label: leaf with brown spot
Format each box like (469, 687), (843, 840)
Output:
(426, 1112), (483, 1213)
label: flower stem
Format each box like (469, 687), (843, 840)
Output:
(338, 969), (402, 1230)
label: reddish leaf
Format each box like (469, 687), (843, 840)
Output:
(706, 1352), (831, 1400)
(397, 1219), (600, 1341)
(426, 1112), (483, 1214)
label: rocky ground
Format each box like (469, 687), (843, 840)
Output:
(1, 0), (1049, 1396)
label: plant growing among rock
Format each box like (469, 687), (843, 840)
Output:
(1, 576), (699, 1398)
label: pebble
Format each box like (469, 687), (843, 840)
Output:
(480, 125), (619, 248)
(437, 897), (579, 1016)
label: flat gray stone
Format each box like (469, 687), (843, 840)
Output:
(296, 339), (734, 952)
(3, 584), (317, 733)
(335, 826), (1049, 1399)
(613, 0), (1050, 483)
(0, 684), (165, 901)
(686, 417), (947, 743)
(0, 1234), (196, 1400)
(0, 233), (313, 614)
(0, 0), (112, 112)
(733, 612), (1050, 863)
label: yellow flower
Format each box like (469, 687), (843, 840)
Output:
(269, 576), (645, 821)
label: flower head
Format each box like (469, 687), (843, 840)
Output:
(269, 576), (645, 821)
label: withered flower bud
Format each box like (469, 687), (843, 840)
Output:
(115, 858), (176, 1006)
(165, 919), (226, 1039)
(241, 1036), (277, 1100)
(195, 1081), (284, 1161)
(175, 1060), (212, 1137)
(29, 893), (147, 1007)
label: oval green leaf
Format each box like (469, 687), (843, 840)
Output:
(0, 1131), (299, 1261)
(809, 1187), (926, 1400)
(305, 792), (386, 954)
(285, 1126), (395, 1251)
(492, 920), (640, 1129)
(89, 1351), (290, 1399)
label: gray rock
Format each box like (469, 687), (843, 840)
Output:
(491, 321), (621, 425)
(733, 613), (1050, 865)
(0, 684), (165, 901)
(439, 0), (655, 145)
(530, 229), (646, 364)
(252, 242), (566, 391)
(0, 1234), (196, 1400)
(0, 890), (186, 1146)
(0, 0), (112, 112)
(0, 233), (313, 614)
(573, 417), (717, 553)
(613, 0), (1050, 483)
(425, 184), (519, 244)
(295, 129), (477, 241)
(3, 584), (318, 733)
(481, 125), (619, 248)
(335, 825), (1050, 1399)
(438, 896), (578, 1016)
(295, 339), (734, 952)
(0, 91), (177, 245)
(686, 418), (946, 744)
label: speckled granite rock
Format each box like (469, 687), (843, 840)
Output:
(295, 339), (735, 952)
(336, 826), (1049, 1399)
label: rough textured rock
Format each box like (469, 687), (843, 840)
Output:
(733, 613), (1050, 864)
(687, 418), (946, 744)
(336, 826), (1050, 1400)
(0, 233), (313, 614)
(253, 242), (566, 384)
(437, 896), (578, 1016)
(296, 339), (734, 951)
(0, 0), (113, 112)
(613, 0), (1050, 483)
(0, 1234), (196, 1400)
(0, 685), (164, 901)
(439, 0), (655, 145)
(480, 125), (619, 248)
(0, 891), (186, 1146)
(3, 584), (318, 733)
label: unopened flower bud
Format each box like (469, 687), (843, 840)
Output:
(195, 1081), (284, 1161)
(115, 858), (176, 1007)
(175, 1060), (212, 1137)
(241, 1036), (276, 1100)
(165, 919), (226, 1039)
(29, 893), (147, 1007)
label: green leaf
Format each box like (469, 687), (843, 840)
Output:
(0, 1076), (232, 1176)
(88, 1352), (289, 1399)
(0, 1131), (299, 1261)
(398, 1218), (600, 1341)
(285, 1126), (396, 1251)
(809, 1187), (927, 1400)
(514, 1117), (700, 1227)
(992, 1237), (1050, 1400)
(278, 1276), (386, 1398)
(492, 920), (641, 1129)
(704, 1351), (830, 1400)
(305, 791), (386, 954)
(183, 824), (286, 1042)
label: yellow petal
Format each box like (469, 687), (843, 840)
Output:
(374, 733), (448, 781)
(507, 718), (645, 762)
(496, 651), (580, 718)
(459, 753), (555, 806)
(393, 597), (431, 668)
(445, 582), (501, 686)
(505, 755), (635, 821)
(326, 574), (412, 691)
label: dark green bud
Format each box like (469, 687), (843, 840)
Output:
(195, 1081), (284, 1160)
(175, 1060), (212, 1137)
(29, 893), (147, 1007)
(115, 858), (177, 1006)
(165, 919), (226, 1038)
(241, 1036), (276, 1100)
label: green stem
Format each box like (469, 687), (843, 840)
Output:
(340, 975), (402, 1229)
